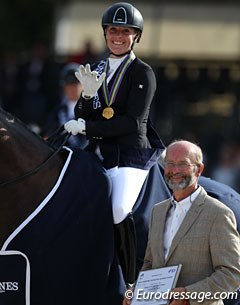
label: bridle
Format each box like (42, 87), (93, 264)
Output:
(0, 127), (71, 188)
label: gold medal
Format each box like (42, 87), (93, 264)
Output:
(102, 54), (135, 120)
(102, 107), (114, 119)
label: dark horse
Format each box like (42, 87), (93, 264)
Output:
(0, 108), (239, 305)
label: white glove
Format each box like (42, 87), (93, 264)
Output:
(75, 64), (106, 98)
(64, 118), (86, 135)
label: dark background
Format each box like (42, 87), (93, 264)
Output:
(0, 0), (240, 192)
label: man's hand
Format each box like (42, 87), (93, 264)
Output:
(122, 296), (131, 305)
(75, 64), (106, 98)
(170, 287), (188, 305)
(64, 118), (86, 135)
(122, 285), (134, 305)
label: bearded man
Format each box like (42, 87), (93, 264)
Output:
(124, 140), (240, 305)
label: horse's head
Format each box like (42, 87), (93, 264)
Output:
(0, 108), (54, 179)
(0, 108), (67, 246)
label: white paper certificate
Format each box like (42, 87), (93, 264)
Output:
(131, 265), (182, 305)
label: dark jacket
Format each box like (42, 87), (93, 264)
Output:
(75, 57), (164, 169)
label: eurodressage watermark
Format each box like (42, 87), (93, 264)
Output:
(125, 288), (240, 303)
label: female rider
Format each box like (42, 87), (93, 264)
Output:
(64, 2), (164, 287)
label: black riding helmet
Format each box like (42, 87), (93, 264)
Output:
(102, 2), (144, 43)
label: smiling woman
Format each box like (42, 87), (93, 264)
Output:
(62, 1), (165, 289)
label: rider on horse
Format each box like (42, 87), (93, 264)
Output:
(64, 2), (164, 287)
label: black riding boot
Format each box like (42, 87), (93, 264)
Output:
(114, 214), (137, 286)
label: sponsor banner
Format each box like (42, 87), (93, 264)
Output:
(0, 251), (30, 305)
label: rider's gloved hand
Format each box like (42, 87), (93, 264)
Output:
(75, 64), (106, 99)
(64, 118), (86, 135)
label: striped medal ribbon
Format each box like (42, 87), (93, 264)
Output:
(102, 52), (135, 119)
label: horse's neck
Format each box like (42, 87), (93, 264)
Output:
(0, 151), (67, 248)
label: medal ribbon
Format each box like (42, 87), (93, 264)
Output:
(102, 52), (135, 108)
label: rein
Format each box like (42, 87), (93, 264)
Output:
(0, 126), (71, 188)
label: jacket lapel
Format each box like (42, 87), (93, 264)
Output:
(157, 200), (172, 264)
(165, 188), (207, 263)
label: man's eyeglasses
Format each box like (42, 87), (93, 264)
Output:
(164, 161), (198, 170)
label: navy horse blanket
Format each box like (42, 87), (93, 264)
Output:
(0, 147), (239, 305)
(1, 147), (116, 305)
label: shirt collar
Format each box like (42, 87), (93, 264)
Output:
(108, 51), (135, 71)
(171, 185), (202, 208)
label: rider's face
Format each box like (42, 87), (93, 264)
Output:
(105, 26), (137, 56)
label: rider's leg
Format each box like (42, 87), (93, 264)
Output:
(107, 167), (149, 285)
(114, 213), (136, 286)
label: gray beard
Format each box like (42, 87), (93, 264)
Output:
(165, 174), (195, 191)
